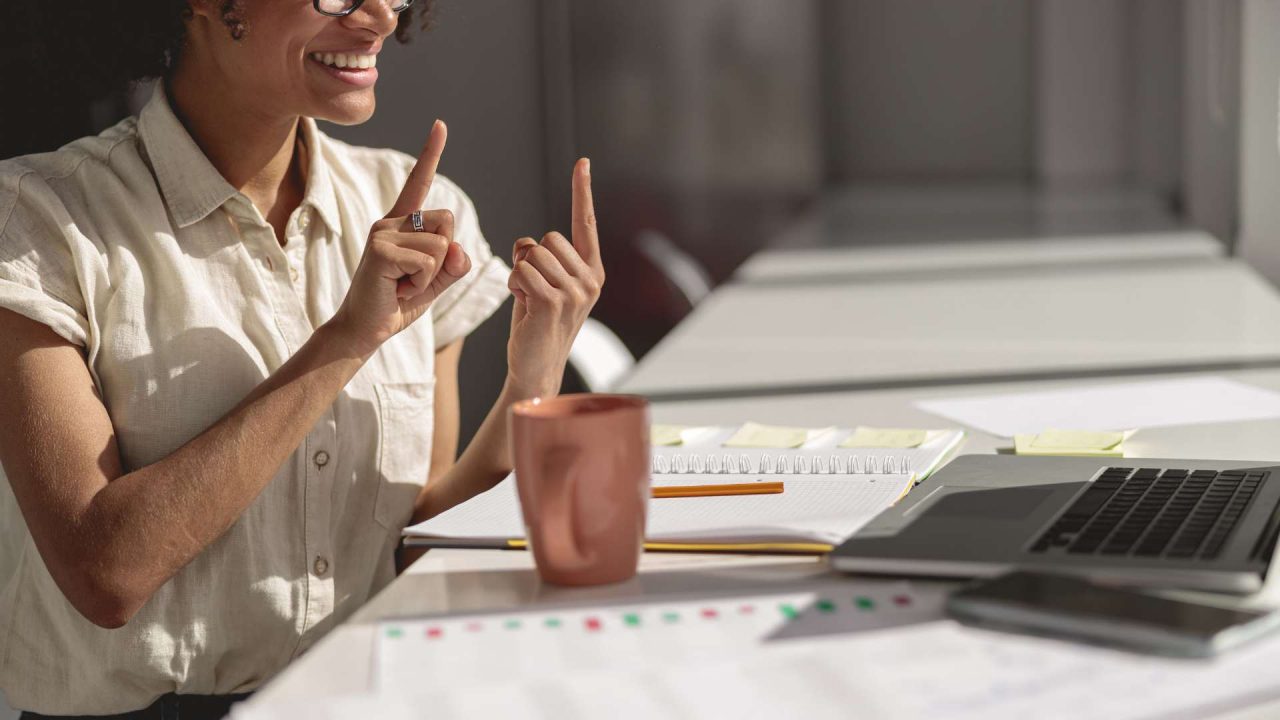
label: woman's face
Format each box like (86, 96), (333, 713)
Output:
(193, 0), (400, 125)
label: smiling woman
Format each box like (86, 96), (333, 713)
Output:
(0, 0), (602, 718)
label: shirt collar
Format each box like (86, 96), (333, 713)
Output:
(296, 116), (341, 235)
(137, 84), (238, 229)
(138, 84), (341, 234)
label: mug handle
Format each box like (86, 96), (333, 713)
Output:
(537, 445), (594, 571)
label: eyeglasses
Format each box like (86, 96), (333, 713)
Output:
(313, 0), (415, 17)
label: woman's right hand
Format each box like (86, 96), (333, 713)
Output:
(328, 120), (472, 358)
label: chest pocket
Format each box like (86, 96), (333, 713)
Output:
(373, 380), (436, 529)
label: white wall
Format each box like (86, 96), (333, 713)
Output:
(1238, 0), (1280, 284)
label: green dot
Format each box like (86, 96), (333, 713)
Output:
(545, 617), (562, 628)
(855, 597), (875, 610)
(385, 627), (403, 639)
(505, 619), (522, 630)
(662, 611), (680, 624)
(816, 599), (837, 613)
(623, 613), (641, 627)
(780, 603), (798, 619)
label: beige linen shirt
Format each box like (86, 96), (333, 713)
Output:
(0, 86), (510, 714)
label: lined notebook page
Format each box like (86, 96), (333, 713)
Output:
(651, 426), (964, 478)
(403, 474), (912, 546)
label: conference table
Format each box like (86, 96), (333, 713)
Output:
(240, 228), (1280, 718)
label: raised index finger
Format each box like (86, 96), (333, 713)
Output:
(387, 119), (447, 219)
(571, 158), (601, 271)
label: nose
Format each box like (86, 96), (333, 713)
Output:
(341, 0), (399, 37)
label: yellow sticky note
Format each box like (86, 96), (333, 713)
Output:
(1014, 429), (1127, 457)
(723, 422), (811, 449)
(840, 427), (929, 449)
(1031, 429), (1126, 451)
(651, 424), (686, 447)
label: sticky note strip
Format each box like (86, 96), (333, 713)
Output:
(1014, 429), (1129, 457)
(723, 422), (811, 449)
(1031, 430), (1126, 450)
(651, 424), (687, 447)
(840, 427), (929, 449)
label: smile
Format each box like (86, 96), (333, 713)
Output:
(310, 52), (378, 70)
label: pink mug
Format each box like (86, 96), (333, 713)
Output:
(510, 394), (650, 586)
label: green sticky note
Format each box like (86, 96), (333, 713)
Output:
(840, 427), (929, 449)
(779, 603), (799, 619)
(662, 611), (680, 624)
(816, 599), (837, 613)
(724, 422), (811, 449)
(1015, 430), (1127, 457)
(651, 424), (686, 447)
(385, 626), (403, 638)
(505, 619), (522, 630)
(855, 597), (874, 610)
(545, 618), (562, 628)
(623, 613), (641, 627)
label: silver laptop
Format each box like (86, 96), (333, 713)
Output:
(832, 455), (1280, 594)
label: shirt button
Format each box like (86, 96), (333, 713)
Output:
(314, 450), (330, 467)
(314, 556), (329, 576)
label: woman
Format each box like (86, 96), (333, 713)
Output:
(0, 0), (603, 717)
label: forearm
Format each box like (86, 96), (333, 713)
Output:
(74, 322), (366, 622)
(411, 381), (532, 523)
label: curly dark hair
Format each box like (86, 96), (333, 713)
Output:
(7, 1), (434, 104)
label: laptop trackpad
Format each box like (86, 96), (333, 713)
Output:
(923, 486), (1060, 521)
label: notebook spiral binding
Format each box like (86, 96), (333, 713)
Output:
(651, 453), (912, 475)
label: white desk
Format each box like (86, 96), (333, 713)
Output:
(623, 258), (1280, 399)
(241, 247), (1280, 718)
(735, 229), (1224, 285)
(244, 367), (1280, 719)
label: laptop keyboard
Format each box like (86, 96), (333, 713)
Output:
(1029, 467), (1269, 560)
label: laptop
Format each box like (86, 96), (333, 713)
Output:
(831, 455), (1280, 594)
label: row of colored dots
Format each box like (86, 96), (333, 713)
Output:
(386, 594), (916, 639)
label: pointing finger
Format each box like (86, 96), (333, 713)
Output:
(571, 158), (601, 273)
(387, 119), (447, 218)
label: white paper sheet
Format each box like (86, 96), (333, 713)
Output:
(373, 589), (1280, 720)
(915, 376), (1280, 438)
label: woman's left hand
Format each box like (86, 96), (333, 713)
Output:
(504, 158), (605, 399)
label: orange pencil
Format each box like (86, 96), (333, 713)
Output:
(652, 482), (784, 499)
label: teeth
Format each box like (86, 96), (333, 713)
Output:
(311, 52), (377, 70)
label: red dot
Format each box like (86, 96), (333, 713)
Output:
(893, 595), (912, 607)
(738, 605), (755, 615)
(585, 617), (602, 632)
(426, 627), (443, 639)
(701, 608), (718, 619)
(466, 622), (483, 632)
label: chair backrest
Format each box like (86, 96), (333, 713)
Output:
(568, 318), (636, 392)
(634, 229), (714, 309)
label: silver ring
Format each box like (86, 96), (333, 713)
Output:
(410, 210), (425, 232)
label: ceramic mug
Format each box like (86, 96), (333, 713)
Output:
(510, 394), (650, 586)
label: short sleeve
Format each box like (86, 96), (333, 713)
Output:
(426, 176), (511, 349)
(0, 170), (90, 347)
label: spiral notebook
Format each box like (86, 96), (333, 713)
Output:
(402, 424), (965, 554)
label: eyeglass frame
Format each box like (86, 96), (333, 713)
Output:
(313, 0), (415, 18)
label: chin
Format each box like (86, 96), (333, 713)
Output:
(313, 94), (377, 127)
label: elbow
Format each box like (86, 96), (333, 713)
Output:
(58, 561), (147, 629)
